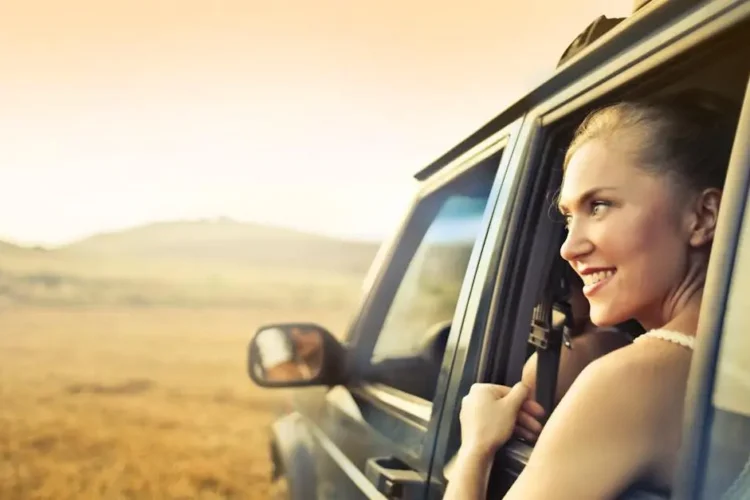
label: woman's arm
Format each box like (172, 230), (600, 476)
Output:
(445, 343), (665, 500)
(444, 383), (530, 500)
(444, 447), (495, 500)
(504, 351), (659, 499)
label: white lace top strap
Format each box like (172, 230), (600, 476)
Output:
(633, 329), (695, 350)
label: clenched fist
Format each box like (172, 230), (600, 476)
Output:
(459, 383), (535, 457)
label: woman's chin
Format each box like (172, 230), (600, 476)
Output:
(589, 308), (628, 328)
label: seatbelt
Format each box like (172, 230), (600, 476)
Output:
(528, 262), (574, 421)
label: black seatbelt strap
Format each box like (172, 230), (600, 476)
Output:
(529, 263), (573, 421)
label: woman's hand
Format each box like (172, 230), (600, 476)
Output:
(459, 382), (531, 459)
(445, 383), (542, 500)
(515, 398), (546, 443)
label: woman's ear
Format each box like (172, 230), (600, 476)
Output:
(689, 188), (722, 247)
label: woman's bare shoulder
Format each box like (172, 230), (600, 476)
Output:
(511, 344), (681, 497)
(553, 344), (660, 427)
(542, 339), (693, 470)
(595, 338), (691, 383)
(571, 340), (691, 410)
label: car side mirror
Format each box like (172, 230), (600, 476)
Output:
(247, 323), (347, 388)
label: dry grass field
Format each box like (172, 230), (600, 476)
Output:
(0, 305), (357, 499)
(0, 220), (375, 499)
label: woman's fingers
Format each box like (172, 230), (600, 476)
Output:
(461, 384), (545, 447)
(470, 383), (512, 398)
(514, 424), (539, 443)
(516, 410), (544, 435)
(459, 383), (531, 455)
(504, 383), (530, 412)
(466, 384), (540, 422)
(521, 399), (546, 419)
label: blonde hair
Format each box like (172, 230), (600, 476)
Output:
(564, 91), (738, 193)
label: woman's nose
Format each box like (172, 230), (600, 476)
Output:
(560, 220), (593, 263)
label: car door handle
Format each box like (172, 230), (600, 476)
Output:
(365, 456), (426, 500)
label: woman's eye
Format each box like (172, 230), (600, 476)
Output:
(563, 214), (572, 228)
(591, 201), (609, 217)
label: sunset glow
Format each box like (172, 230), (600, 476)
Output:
(0, 0), (632, 246)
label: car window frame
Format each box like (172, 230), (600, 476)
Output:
(325, 119), (524, 481)
(346, 124), (519, 379)
(673, 75), (750, 500)
(347, 140), (503, 354)
(417, 115), (532, 494)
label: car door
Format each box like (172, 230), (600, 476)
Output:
(295, 119), (523, 500)
(673, 77), (750, 500)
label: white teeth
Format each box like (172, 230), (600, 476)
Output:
(583, 270), (614, 286)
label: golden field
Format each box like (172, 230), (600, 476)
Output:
(0, 220), (376, 499)
(0, 305), (357, 500)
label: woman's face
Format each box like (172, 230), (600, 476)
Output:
(558, 138), (694, 328)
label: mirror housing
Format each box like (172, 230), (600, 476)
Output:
(247, 323), (347, 388)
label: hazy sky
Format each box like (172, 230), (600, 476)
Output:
(0, 0), (632, 246)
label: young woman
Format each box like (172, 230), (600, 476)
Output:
(445, 92), (737, 499)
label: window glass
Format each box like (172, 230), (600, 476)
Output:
(703, 190), (750, 499)
(365, 160), (498, 400)
(372, 195), (488, 360)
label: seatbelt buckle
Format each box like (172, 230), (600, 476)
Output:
(529, 320), (550, 350)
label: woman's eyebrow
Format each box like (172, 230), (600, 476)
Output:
(558, 186), (617, 213)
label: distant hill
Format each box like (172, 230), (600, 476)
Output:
(0, 219), (381, 307)
(58, 218), (380, 274)
(0, 240), (23, 253)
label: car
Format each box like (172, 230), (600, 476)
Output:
(247, 1), (750, 498)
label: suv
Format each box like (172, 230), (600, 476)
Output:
(247, 1), (750, 498)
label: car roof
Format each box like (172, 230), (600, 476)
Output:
(413, 0), (702, 181)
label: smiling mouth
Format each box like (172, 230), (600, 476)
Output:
(581, 269), (616, 297)
(582, 269), (616, 287)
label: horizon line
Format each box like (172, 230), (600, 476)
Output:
(0, 216), (386, 250)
